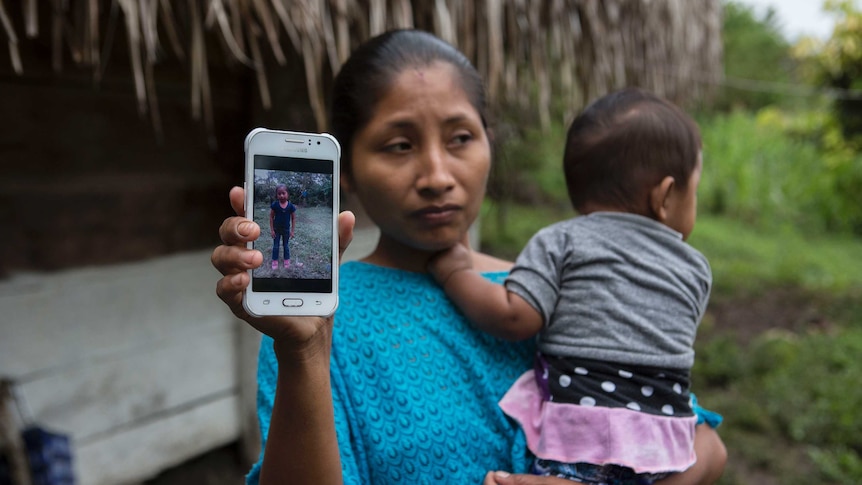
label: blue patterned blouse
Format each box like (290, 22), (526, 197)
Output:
(247, 261), (536, 484)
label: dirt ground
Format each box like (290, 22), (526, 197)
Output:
(143, 443), (248, 485)
(706, 287), (835, 342)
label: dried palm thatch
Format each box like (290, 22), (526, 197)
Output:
(2, 0), (721, 142)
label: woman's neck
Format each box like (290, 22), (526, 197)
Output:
(360, 233), (512, 273)
(361, 235), (442, 273)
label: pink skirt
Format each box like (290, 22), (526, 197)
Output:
(499, 370), (698, 474)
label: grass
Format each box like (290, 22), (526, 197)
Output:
(689, 215), (862, 296)
(252, 203), (333, 279)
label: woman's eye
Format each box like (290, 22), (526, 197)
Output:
(450, 133), (473, 146)
(382, 141), (412, 153)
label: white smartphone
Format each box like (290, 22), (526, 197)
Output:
(243, 128), (340, 317)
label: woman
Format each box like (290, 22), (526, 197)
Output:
(212, 29), (726, 485)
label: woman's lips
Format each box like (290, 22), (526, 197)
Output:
(412, 204), (461, 225)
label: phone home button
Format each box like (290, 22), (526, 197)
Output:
(282, 298), (304, 308)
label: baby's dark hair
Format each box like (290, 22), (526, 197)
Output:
(563, 88), (701, 215)
(275, 183), (288, 193)
(329, 29), (488, 177)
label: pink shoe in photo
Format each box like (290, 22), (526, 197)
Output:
(271, 261), (278, 270)
(283, 260), (291, 269)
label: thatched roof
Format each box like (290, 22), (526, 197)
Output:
(1, 0), (722, 139)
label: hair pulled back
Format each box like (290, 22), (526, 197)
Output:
(563, 88), (701, 215)
(329, 29), (488, 176)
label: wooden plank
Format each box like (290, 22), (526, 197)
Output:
(0, 250), (236, 379)
(74, 394), (240, 485)
(17, 326), (237, 441)
(0, 250), (247, 483)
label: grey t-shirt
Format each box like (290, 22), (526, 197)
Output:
(506, 212), (711, 369)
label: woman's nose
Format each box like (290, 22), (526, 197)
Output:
(416, 145), (455, 195)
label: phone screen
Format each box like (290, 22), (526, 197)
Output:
(250, 154), (335, 293)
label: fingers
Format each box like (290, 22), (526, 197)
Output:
(215, 270), (251, 319)
(229, 186), (245, 217)
(428, 243), (474, 285)
(211, 243), (263, 276)
(337, 211), (356, 263)
(219, 215), (261, 247)
(483, 472), (575, 485)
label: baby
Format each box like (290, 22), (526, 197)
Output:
(430, 88), (716, 484)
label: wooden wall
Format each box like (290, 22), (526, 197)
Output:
(0, 251), (242, 484)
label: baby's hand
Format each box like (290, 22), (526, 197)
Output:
(428, 243), (473, 286)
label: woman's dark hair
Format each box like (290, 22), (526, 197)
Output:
(329, 29), (488, 176)
(562, 88), (702, 215)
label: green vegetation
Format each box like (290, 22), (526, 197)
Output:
(717, 1), (793, 111)
(698, 109), (862, 236)
(793, 0), (862, 136)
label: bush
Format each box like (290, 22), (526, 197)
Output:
(698, 109), (862, 235)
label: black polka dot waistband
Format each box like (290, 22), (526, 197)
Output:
(534, 354), (693, 417)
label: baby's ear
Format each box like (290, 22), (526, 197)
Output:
(649, 176), (675, 222)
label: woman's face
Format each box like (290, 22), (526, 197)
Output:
(345, 61), (491, 265)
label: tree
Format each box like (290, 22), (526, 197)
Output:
(716, 1), (794, 111)
(793, 0), (862, 136)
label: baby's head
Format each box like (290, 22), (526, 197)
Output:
(563, 88), (702, 238)
(275, 184), (289, 202)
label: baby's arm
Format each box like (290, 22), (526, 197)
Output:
(429, 244), (543, 341)
(290, 210), (296, 238)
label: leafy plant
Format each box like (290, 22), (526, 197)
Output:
(792, 0), (862, 136)
(698, 109), (862, 236)
(717, 1), (795, 111)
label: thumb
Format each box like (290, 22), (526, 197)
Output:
(485, 471), (517, 485)
(485, 471), (570, 485)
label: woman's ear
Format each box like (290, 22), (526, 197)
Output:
(649, 176), (676, 222)
(340, 172), (353, 193)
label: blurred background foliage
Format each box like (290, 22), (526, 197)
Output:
(483, 1), (862, 483)
(252, 171), (333, 207)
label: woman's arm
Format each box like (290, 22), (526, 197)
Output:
(213, 186), (356, 485)
(483, 424), (726, 485)
(655, 425), (727, 485)
(260, 336), (342, 484)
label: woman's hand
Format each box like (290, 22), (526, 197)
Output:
(483, 472), (573, 485)
(483, 423), (727, 485)
(212, 186), (355, 352)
